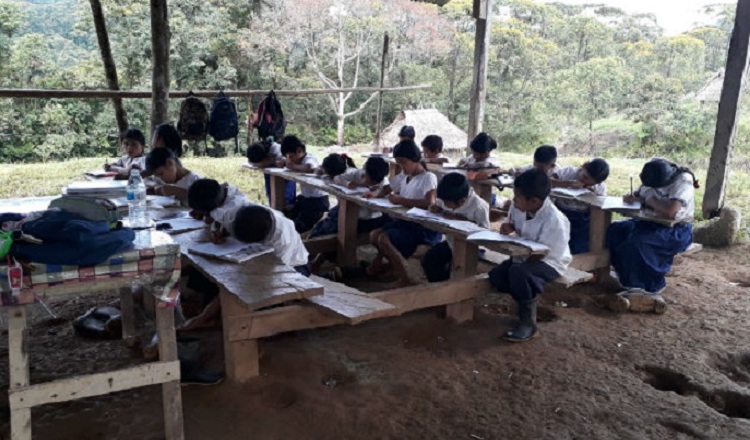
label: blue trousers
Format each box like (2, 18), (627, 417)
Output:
(607, 219), (692, 293)
(488, 259), (560, 303)
(264, 174), (296, 206)
(382, 219), (443, 259)
(309, 205), (389, 238)
(559, 207), (590, 255)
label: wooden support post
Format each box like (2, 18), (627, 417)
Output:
(374, 33), (390, 148)
(446, 238), (479, 323)
(156, 304), (184, 440)
(220, 290), (260, 382)
(269, 174), (288, 211)
(9, 307), (31, 440)
(588, 207), (612, 280)
(467, 0), (492, 148)
(150, 0), (171, 133)
(120, 286), (136, 348)
(703, 0), (750, 219)
(471, 181), (493, 205)
(89, 0), (128, 133)
(337, 198), (360, 265)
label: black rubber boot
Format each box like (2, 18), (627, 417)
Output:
(503, 298), (538, 342)
(178, 336), (224, 386)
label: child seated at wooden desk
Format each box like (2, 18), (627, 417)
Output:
(246, 138), (297, 207)
(421, 173), (490, 282)
(551, 158), (610, 254)
(488, 169), (571, 342)
(186, 178), (249, 226)
(180, 204), (310, 331)
(104, 128), (146, 179)
(367, 140), (442, 287)
(506, 145), (558, 177)
(280, 135), (330, 233)
(421, 135), (449, 164)
(145, 148), (201, 206)
(457, 132), (501, 181)
(605, 158), (698, 315)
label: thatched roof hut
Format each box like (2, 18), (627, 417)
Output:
(374, 109), (467, 150)
(684, 69), (724, 104)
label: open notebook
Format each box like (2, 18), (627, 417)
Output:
(405, 208), (486, 233)
(467, 230), (549, 253)
(188, 237), (273, 263)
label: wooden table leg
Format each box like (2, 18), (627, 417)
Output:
(589, 207), (612, 280)
(9, 306), (31, 440)
(472, 181), (493, 206)
(269, 174), (288, 211)
(156, 304), (185, 440)
(219, 290), (259, 382)
(445, 238), (479, 323)
(337, 198), (360, 265)
(120, 286), (137, 348)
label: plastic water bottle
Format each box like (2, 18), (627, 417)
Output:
(127, 169), (148, 228)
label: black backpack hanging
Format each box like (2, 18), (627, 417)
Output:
(208, 90), (240, 152)
(253, 90), (286, 141)
(177, 91), (210, 142)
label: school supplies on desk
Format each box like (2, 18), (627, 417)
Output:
(188, 237), (273, 263)
(155, 217), (206, 234)
(364, 198), (402, 209)
(405, 208), (486, 233)
(497, 174), (514, 186)
(65, 180), (128, 197)
(85, 170), (118, 179)
(467, 230), (550, 253)
(551, 187), (593, 198)
(329, 184), (369, 195)
(147, 195), (181, 208)
(600, 197), (641, 211)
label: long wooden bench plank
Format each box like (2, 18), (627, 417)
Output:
(307, 276), (399, 324)
(480, 249), (593, 288)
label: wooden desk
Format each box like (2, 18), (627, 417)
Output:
(1, 230), (184, 440)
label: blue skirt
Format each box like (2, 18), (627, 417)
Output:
(559, 207), (591, 255)
(382, 219), (443, 259)
(607, 219), (693, 293)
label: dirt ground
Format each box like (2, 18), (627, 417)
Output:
(0, 243), (749, 440)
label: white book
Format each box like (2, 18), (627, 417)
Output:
(66, 180), (128, 195)
(405, 208), (486, 233)
(188, 237), (273, 263)
(497, 174), (514, 186)
(467, 230), (549, 253)
(600, 196), (641, 211)
(329, 184), (369, 195)
(551, 187), (592, 198)
(156, 217), (206, 234)
(365, 198), (401, 209)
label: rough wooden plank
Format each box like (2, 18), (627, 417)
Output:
(466, 0), (492, 145)
(570, 251), (610, 273)
(269, 174), (288, 211)
(8, 307), (30, 440)
(304, 235), (338, 255)
(150, 0), (170, 131)
(588, 207), (612, 254)
(552, 267), (594, 288)
(451, 238), (479, 279)
(220, 290), (260, 382)
(337, 198), (360, 264)
(119, 286), (137, 347)
(445, 299), (475, 324)
(10, 407), (31, 440)
(373, 275), (492, 313)
(9, 361), (180, 410)
(307, 276), (398, 324)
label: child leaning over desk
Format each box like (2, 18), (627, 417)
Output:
(488, 169), (571, 342)
(604, 157), (698, 314)
(367, 140), (442, 287)
(246, 138), (297, 207)
(145, 148), (201, 206)
(186, 178), (249, 227)
(551, 158), (610, 254)
(105, 128), (147, 179)
(279, 135), (330, 233)
(421, 173), (490, 283)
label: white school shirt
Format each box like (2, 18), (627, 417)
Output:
(171, 172), (202, 207)
(268, 142), (283, 161)
(210, 184), (249, 224)
(458, 156), (500, 169)
(390, 171), (438, 200)
(637, 173), (695, 221)
(508, 164), (556, 177)
(436, 189), (490, 249)
(298, 154), (327, 198)
(333, 168), (388, 220)
(553, 166), (606, 212)
(509, 197), (572, 274)
(220, 205), (308, 267)
(113, 155), (146, 172)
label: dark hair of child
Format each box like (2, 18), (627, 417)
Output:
(584, 158), (610, 184)
(187, 179), (222, 212)
(640, 158), (700, 189)
(280, 135), (305, 156)
(364, 157), (389, 184)
(399, 125), (416, 139)
(437, 172), (470, 202)
(514, 168), (551, 201)
(421, 135), (443, 153)
(154, 124), (183, 157)
(146, 147), (178, 173)
(393, 139), (422, 162)
(246, 142), (267, 163)
(120, 128), (146, 146)
(469, 132), (497, 153)
(234, 205), (274, 243)
(322, 153), (357, 177)
(533, 145), (557, 164)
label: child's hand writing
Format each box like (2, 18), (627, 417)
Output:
(500, 222), (515, 235)
(104, 163), (112, 171)
(388, 194), (403, 205)
(623, 194), (639, 204)
(428, 204), (442, 214)
(362, 191), (376, 199)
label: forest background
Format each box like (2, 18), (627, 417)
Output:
(0, 0), (744, 168)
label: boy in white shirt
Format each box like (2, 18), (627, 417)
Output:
(507, 145), (558, 177)
(280, 135), (330, 232)
(551, 158), (610, 254)
(246, 138), (297, 206)
(488, 169), (571, 342)
(145, 148), (201, 206)
(105, 128), (147, 179)
(421, 135), (449, 164)
(421, 173), (490, 282)
(186, 178), (249, 228)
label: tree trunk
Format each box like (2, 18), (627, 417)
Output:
(337, 116), (346, 147)
(150, 0), (170, 134)
(703, 0), (750, 218)
(374, 33), (389, 149)
(467, 0), (492, 150)
(89, 0), (128, 133)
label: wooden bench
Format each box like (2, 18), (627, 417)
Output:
(308, 276), (399, 324)
(479, 249), (593, 288)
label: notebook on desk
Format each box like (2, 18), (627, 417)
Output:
(66, 180), (128, 197)
(467, 230), (549, 253)
(188, 237), (273, 264)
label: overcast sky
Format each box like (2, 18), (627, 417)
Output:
(542, 0), (729, 35)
